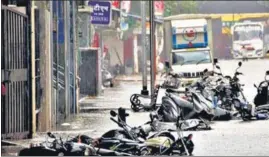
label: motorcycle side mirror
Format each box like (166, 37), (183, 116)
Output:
(149, 113), (157, 122)
(203, 69), (208, 73)
(254, 84), (257, 88)
(266, 70), (269, 76)
(238, 62), (242, 67)
(110, 110), (117, 117)
(47, 132), (56, 138)
(213, 58), (218, 64)
(165, 61), (171, 69)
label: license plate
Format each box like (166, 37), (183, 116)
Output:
(187, 48), (197, 52)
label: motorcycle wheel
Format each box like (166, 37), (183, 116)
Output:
(139, 147), (150, 156)
(110, 81), (114, 87)
(131, 104), (141, 112)
(57, 152), (64, 156)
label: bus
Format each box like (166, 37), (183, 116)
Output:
(231, 21), (269, 59)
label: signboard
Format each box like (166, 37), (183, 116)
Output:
(89, 1), (112, 26)
(154, 1), (164, 17)
(120, 1), (131, 17)
(234, 25), (262, 32)
(172, 26), (208, 49)
(121, 1), (131, 13)
(182, 28), (198, 42)
(111, 1), (120, 9)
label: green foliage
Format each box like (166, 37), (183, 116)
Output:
(180, 1), (199, 14)
(164, 1), (180, 17)
(164, 1), (199, 17)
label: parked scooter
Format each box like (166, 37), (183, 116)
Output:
(102, 67), (114, 88)
(226, 68), (269, 121)
(254, 70), (269, 107)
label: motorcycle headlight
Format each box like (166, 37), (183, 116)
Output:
(233, 50), (242, 56)
(261, 81), (268, 87)
(256, 49), (263, 55)
(84, 148), (90, 156)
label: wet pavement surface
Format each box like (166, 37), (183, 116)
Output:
(3, 59), (269, 156)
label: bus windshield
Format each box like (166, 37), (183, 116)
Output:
(233, 24), (263, 41)
(172, 51), (212, 66)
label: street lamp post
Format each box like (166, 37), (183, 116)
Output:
(140, 1), (149, 95)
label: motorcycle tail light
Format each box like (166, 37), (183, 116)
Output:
(187, 134), (193, 140)
(29, 143), (34, 148)
(181, 96), (188, 100)
(246, 47), (255, 51)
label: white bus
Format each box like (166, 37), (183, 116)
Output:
(231, 21), (269, 59)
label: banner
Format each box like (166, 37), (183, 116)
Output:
(121, 1), (131, 14)
(111, 1), (120, 9)
(154, 1), (164, 17)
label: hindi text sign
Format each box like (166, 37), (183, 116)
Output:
(89, 1), (112, 26)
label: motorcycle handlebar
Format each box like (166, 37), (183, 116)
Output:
(110, 117), (124, 128)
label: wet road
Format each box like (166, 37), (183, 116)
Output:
(9, 59), (269, 156)
(77, 59), (269, 156)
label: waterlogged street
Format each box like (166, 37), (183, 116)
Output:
(3, 59), (269, 156)
(73, 59), (269, 156)
(2, 1), (269, 156)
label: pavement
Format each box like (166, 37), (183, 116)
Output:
(2, 59), (269, 156)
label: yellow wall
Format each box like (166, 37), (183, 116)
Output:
(217, 13), (269, 35)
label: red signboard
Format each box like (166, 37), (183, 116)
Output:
(154, 1), (164, 16)
(92, 32), (99, 48)
(112, 1), (120, 9)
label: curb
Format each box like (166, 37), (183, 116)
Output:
(115, 80), (165, 83)
(79, 107), (132, 112)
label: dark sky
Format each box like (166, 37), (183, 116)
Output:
(197, 1), (269, 14)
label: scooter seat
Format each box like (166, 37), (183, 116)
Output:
(256, 104), (269, 111)
(170, 93), (193, 109)
(166, 88), (185, 94)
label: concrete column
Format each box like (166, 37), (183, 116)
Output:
(78, 7), (92, 48)
(133, 34), (139, 74)
(36, 1), (53, 132)
(64, 1), (70, 119)
(72, 2), (78, 114)
(30, 0), (36, 135)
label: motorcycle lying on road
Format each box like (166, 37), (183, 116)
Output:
(130, 72), (182, 112)
(75, 110), (194, 156)
(19, 132), (133, 156)
(129, 85), (160, 112)
(155, 86), (213, 130)
(18, 132), (92, 156)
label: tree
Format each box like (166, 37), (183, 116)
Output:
(180, 1), (199, 14)
(164, 1), (199, 17)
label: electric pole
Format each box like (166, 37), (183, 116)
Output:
(141, 1), (149, 95)
(149, 0), (155, 98)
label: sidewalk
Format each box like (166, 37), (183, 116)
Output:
(115, 74), (164, 82)
(79, 81), (153, 112)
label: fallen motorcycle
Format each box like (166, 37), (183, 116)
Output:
(130, 85), (161, 112)
(75, 109), (194, 156)
(18, 132), (91, 156)
(154, 87), (212, 130)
